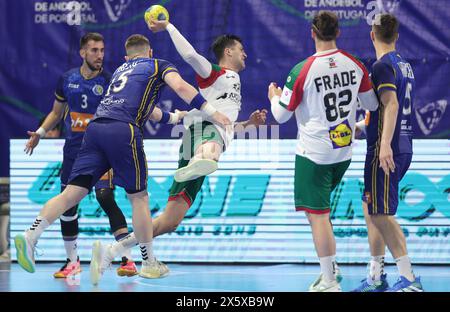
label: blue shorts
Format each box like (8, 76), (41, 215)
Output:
(363, 153), (412, 215)
(61, 156), (114, 190)
(68, 119), (148, 192)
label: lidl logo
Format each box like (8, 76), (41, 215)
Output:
(329, 120), (352, 148)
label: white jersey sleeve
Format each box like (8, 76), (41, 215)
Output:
(166, 23), (212, 78)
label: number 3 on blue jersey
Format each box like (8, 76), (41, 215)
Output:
(81, 94), (88, 108)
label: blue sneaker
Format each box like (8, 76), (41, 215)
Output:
(387, 276), (424, 292)
(351, 273), (389, 292)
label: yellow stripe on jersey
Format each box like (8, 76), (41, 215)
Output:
(161, 67), (176, 79)
(109, 169), (113, 189)
(150, 59), (159, 78)
(384, 173), (390, 214)
(55, 93), (66, 102)
(372, 157), (378, 214)
(132, 139), (140, 191)
(377, 83), (397, 91)
(129, 123), (135, 145)
(135, 77), (156, 125)
(142, 82), (163, 121)
(63, 105), (69, 120)
(135, 60), (160, 125)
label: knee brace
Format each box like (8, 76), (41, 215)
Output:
(95, 188), (127, 233)
(60, 205), (79, 238)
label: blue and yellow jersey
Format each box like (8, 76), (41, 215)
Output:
(94, 58), (178, 128)
(55, 68), (111, 155)
(366, 51), (414, 155)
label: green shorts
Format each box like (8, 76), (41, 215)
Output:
(294, 155), (350, 214)
(168, 121), (224, 206)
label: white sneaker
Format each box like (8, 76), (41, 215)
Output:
(89, 240), (114, 285)
(174, 159), (218, 182)
(309, 276), (342, 292)
(14, 232), (36, 273)
(139, 258), (169, 279)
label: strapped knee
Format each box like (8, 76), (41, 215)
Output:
(95, 188), (127, 233)
(60, 205), (79, 237)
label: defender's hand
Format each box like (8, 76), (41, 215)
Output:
(248, 109), (268, 126)
(171, 109), (188, 124)
(24, 131), (41, 156)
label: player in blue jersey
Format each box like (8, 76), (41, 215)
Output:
(78, 18), (268, 275)
(24, 33), (138, 278)
(15, 34), (230, 284)
(352, 14), (423, 292)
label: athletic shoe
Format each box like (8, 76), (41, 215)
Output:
(53, 257), (82, 278)
(139, 258), (169, 279)
(117, 256), (138, 277)
(386, 276), (424, 292)
(307, 265), (343, 292)
(351, 273), (389, 292)
(174, 159), (218, 182)
(308, 276), (342, 292)
(90, 240), (114, 285)
(14, 232), (36, 273)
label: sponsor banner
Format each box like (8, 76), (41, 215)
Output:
(9, 139), (450, 263)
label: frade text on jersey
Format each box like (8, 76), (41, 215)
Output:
(314, 70), (357, 92)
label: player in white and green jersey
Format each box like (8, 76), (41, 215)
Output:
(268, 11), (379, 292)
(85, 18), (267, 279)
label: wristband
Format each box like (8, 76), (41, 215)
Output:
(190, 93), (207, 110)
(201, 103), (217, 116)
(168, 112), (178, 124)
(160, 111), (171, 124)
(36, 127), (46, 138)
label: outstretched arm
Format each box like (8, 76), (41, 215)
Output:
(148, 107), (187, 124)
(163, 71), (231, 127)
(147, 19), (212, 78)
(25, 100), (66, 155)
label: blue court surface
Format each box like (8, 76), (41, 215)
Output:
(1, 262), (449, 292)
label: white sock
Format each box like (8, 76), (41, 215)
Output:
(26, 216), (50, 242)
(63, 239), (78, 263)
(395, 255), (415, 282)
(111, 233), (137, 258)
(369, 255), (385, 282)
(139, 241), (154, 263)
(319, 255), (336, 283)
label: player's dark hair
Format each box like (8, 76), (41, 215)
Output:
(80, 32), (104, 49)
(312, 11), (339, 41)
(125, 34), (151, 54)
(211, 34), (243, 61)
(373, 13), (399, 44)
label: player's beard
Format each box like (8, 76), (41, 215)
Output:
(86, 59), (102, 72)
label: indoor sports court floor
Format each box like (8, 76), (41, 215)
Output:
(1, 262), (449, 292)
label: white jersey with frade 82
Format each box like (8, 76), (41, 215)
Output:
(183, 63), (241, 148)
(278, 49), (375, 164)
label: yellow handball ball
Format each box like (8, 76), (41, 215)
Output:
(144, 5), (169, 23)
